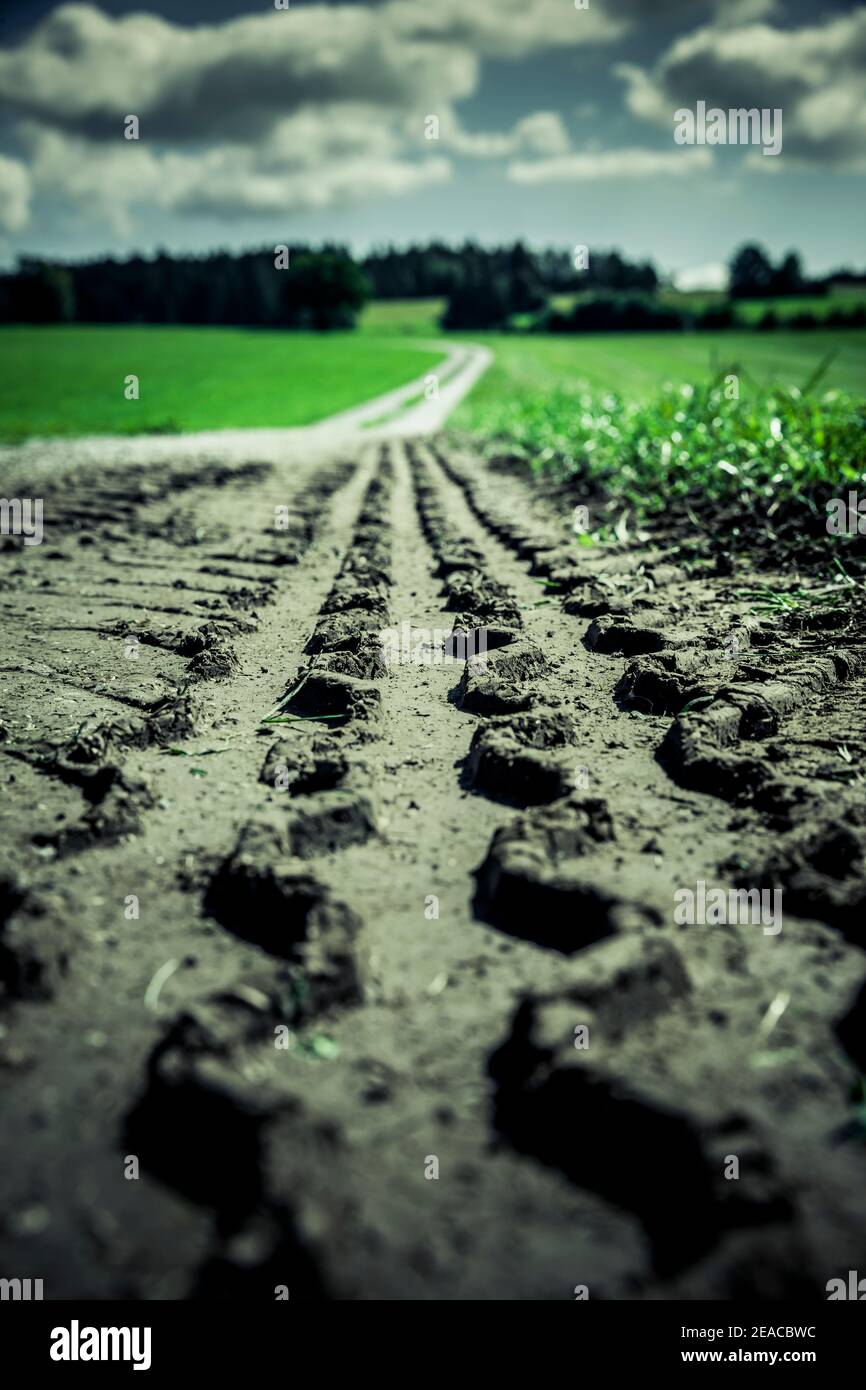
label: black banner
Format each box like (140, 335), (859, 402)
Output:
(1, 1300), (862, 1374)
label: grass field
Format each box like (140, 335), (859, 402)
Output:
(360, 301), (866, 399)
(362, 291), (866, 335)
(359, 299), (445, 336)
(0, 325), (445, 442)
(453, 329), (866, 420)
(452, 329), (866, 520)
(550, 286), (866, 324)
(665, 285), (866, 324)
(2, 317), (864, 464)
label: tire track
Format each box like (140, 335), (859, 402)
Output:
(411, 440), (866, 1293)
(1, 432), (865, 1300)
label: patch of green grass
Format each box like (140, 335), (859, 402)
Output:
(526, 287), (866, 325)
(656, 289), (727, 313)
(360, 293), (866, 336)
(0, 325), (445, 442)
(660, 287), (866, 323)
(731, 577), (859, 613)
(453, 329), (866, 408)
(753, 288), (865, 322)
(358, 299), (445, 336)
(453, 333), (866, 517)
(303, 1034), (340, 1062)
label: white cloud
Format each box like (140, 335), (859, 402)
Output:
(0, 0), (620, 143)
(514, 112), (573, 158)
(388, 0), (766, 57)
(0, 0), (855, 241)
(0, 154), (32, 231)
(613, 64), (672, 126)
(508, 147), (713, 183)
(616, 11), (866, 170)
(1, 5), (590, 224)
(0, 3), (581, 225)
(168, 150), (452, 219)
(385, 0), (624, 61)
(22, 117), (451, 225)
(438, 111), (571, 159)
(0, 0), (738, 144)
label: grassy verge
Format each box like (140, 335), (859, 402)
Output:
(358, 299), (445, 337)
(452, 331), (866, 532)
(550, 287), (866, 325)
(453, 330), (866, 405)
(0, 325), (445, 442)
(461, 374), (864, 518)
(359, 293), (866, 337)
(665, 287), (866, 324)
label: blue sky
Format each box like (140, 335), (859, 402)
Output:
(0, 0), (863, 282)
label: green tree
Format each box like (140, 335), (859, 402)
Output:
(729, 243), (774, 298)
(441, 273), (512, 330)
(282, 253), (370, 329)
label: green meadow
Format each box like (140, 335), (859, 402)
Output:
(1, 314), (864, 474)
(452, 329), (866, 414)
(360, 299), (866, 401)
(451, 329), (866, 521)
(0, 325), (445, 443)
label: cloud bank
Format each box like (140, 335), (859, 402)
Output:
(0, 1), (861, 239)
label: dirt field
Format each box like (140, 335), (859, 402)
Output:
(1, 431), (865, 1300)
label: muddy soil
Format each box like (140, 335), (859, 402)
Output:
(0, 435), (864, 1300)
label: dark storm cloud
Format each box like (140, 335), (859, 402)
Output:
(0, 0), (779, 143)
(0, 3), (477, 141)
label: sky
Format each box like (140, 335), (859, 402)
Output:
(0, 0), (864, 283)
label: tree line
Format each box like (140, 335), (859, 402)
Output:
(0, 247), (369, 329)
(0, 239), (861, 330)
(0, 240), (657, 328)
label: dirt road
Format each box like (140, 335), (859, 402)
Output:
(1, 373), (865, 1298)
